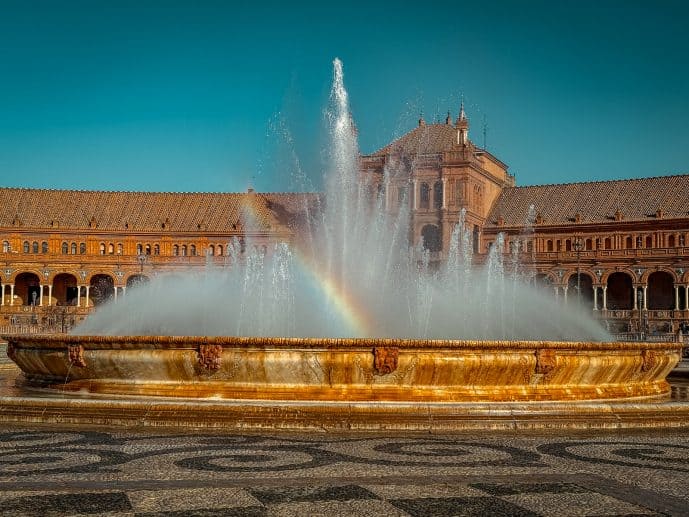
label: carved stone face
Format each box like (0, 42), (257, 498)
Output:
(373, 347), (398, 375)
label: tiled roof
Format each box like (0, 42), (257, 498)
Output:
(486, 174), (689, 227)
(369, 123), (459, 156)
(0, 188), (311, 233)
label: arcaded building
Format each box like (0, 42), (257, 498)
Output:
(1, 108), (688, 336)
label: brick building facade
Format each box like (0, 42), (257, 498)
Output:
(1, 108), (687, 336)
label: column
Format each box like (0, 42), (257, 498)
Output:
(85, 286), (90, 307)
(554, 286), (559, 301)
(442, 178), (448, 209)
(633, 287), (638, 310)
(593, 286), (598, 311)
(114, 287), (118, 303)
(48, 285), (52, 306)
(39, 285), (44, 306)
(685, 285), (689, 311)
(0, 284), (4, 306)
(413, 179), (419, 210)
(121, 286), (126, 297)
(602, 286), (608, 310)
(675, 285), (680, 311)
(9, 284), (14, 306)
(77, 286), (81, 308)
(643, 285), (648, 310)
(384, 181), (390, 210)
(563, 286), (568, 303)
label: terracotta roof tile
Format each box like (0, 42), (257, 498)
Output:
(486, 174), (689, 227)
(369, 123), (458, 156)
(0, 188), (311, 233)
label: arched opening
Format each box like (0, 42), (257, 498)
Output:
(116, 243), (123, 255)
(23, 241), (29, 253)
(208, 245), (215, 256)
(421, 224), (442, 252)
(126, 274), (149, 290)
(546, 240), (553, 252)
(80, 242), (87, 254)
(99, 243), (106, 255)
(89, 274), (114, 306)
(604, 237), (612, 250)
(567, 272), (594, 309)
(145, 244), (151, 255)
(136, 243), (143, 255)
(607, 272), (634, 310)
(625, 236), (633, 249)
(669, 235), (676, 247)
(181, 245), (187, 256)
(173, 245), (179, 256)
(217, 245), (223, 256)
(645, 235), (653, 248)
(647, 271), (674, 310)
(108, 243), (114, 254)
(419, 183), (430, 209)
(32, 241), (38, 253)
(15, 272), (41, 306)
(62, 242), (68, 254)
(433, 181), (443, 209)
(190, 245), (196, 256)
(532, 273), (552, 290)
(2, 241), (9, 253)
(153, 244), (159, 255)
(585, 238), (592, 250)
(565, 239), (571, 251)
(41, 241), (48, 253)
(53, 273), (78, 306)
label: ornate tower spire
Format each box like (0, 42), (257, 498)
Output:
(455, 97), (469, 145)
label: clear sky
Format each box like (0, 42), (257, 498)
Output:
(1, 0), (688, 193)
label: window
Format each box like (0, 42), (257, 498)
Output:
(605, 237), (612, 250)
(32, 241), (38, 254)
(2, 241), (9, 253)
(136, 244), (142, 255)
(62, 242), (69, 254)
(153, 244), (160, 255)
(181, 245), (187, 256)
(585, 238), (592, 251)
(646, 235), (653, 248)
(190, 245), (196, 256)
(71, 242), (77, 254)
(99, 243), (105, 255)
(680, 235), (686, 247)
(173, 245), (179, 256)
(108, 243), (114, 254)
(565, 239), (572, 252)
(419, 183), (430, 209)
(669, 235), (676, 247)
(433, 181), (443, 209)
(208, 245), (215, 256)
(625, 236), (633, 249)
(546, 240), (553, 252)
(556, 240), (562, 252)
(23, 241), (29, 253)
(116, 243), (122, 255)
(145, 244), (151, 255)
(636, 236), (643, 248)
(217, 245), (223, 256)
(397, 186), (407, 204)
(80, 242), (87, 254)
(41, 241), (48, 254)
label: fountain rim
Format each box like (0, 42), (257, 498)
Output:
(2, 334), (682, 352)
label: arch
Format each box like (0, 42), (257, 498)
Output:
(208, 245), (215, 256)
(647, 271), (674, 310)
(108, 243), (114, 254)
(419, 182), (430, 209)
(62, 242), (69, 254)
(89, 274), (114, 306)
(32, 241), (39, 254)
(126, 274), (150, 290)
(41, 241), (48, 254)
(99, 242), (106, 255)
(181, 245), (188, 256)
(145, 244), (151, 255)
(532, 273), (554, 288)
(606, 272), (634, 310)
(567, 272), (594, 309)
(23, 241), (29, 253)
(421, 224), (442, 252)
(217, 245), (223, 256)
(53, 273), (79, 306)
(433, 181), (443, 209)
(69, 242), (76, 255)
(14, 272), (41, 306)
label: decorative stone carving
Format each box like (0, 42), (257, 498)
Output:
(641, 350), (657, 372)
(67, 345), (86, 368)
(198, 344), (222, 371)
(373, 347), (399, 375)
(535, 349), (556, 375)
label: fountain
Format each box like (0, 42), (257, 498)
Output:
(1, 59), (684, 430)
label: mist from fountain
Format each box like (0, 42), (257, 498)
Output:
(75, 59), (609, 341)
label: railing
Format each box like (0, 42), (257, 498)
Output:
(0, 324), (68, 335)
(611, 332), (682, 343)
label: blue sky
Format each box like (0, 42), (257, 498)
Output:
(1, 0), (688, 193)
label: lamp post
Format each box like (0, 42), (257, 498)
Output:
(137, 253), (147, 273)
(572, 237), (584, 303)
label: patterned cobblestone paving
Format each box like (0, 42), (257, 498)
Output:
(0, 426), (688, 516)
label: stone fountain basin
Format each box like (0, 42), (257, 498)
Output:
(3, 335), (682, 402)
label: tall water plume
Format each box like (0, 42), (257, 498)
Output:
(75, 59), (609, 341)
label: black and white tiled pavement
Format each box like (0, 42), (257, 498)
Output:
(1, 428), (688, 516)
